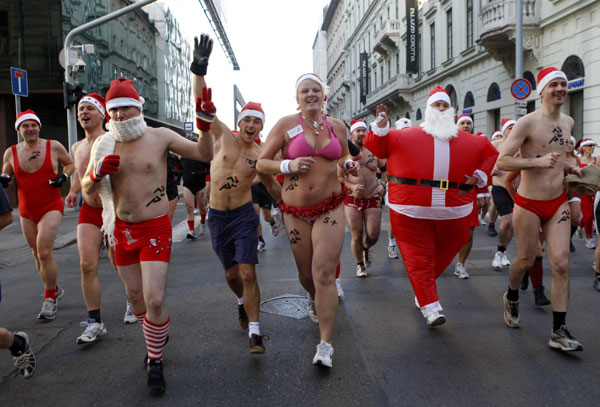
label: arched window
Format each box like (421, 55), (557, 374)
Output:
(561, 55), (585, 80)
(523, 71), (536, 90)
(463, 91), (474, 109)
(416, 108), (422, 121)
(487, 82), (501, 102)
(405, 112), (410, 119)
(445, 84), (457, 109)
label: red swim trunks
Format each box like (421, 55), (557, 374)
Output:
(514, 190), (568, 224)
(77, 202), (103, 228)
(343, 195), (381, 211)
(113, 214), (172, 266)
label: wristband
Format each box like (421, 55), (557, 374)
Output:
(280, 159), (292, 174)
(343, 159), (353, 170)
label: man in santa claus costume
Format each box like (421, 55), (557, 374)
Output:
(364, 86), (498, 326)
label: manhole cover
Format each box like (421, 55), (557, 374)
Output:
(260, 294), (309, 319)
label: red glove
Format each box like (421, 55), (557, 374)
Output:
(196, 86), (216, 132)
(90, 154), (120, 182)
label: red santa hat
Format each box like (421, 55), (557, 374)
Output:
(105, 78), (144, 112)
(395, 118), (412, 129)
(350, 120), (367, 132)
(492, 130), (503, 139)
(426, 86), (451, 107)
(579, 138), (597, 148)
(456, 114), (473, 125)
(78, 93), (109, 122)
(15, 109), (41, 131)
(501, 118), (517, 134)
(237, 102), (265, 125)
(537, 67), (568, 96)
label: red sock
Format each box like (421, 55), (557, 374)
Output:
(335, 263), (341, 279)
(133, 310), (146, 325)
(143, 316), (170, 364)
(44, 288), (56, 300)
(528, 257), (544, 288)
(200, 213), (206, 224)
(187, 220), (194, 232)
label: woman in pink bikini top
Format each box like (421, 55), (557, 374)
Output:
(257, 73), (358, 368)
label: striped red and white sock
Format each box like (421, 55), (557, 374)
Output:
(143, 316), (170, 364)
(133, 310), (146, 325)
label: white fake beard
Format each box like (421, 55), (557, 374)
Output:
(422, 106), (458, 142)
(107, 114), (147, 142)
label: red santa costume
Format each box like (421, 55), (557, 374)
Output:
(364, 87), (498, 325)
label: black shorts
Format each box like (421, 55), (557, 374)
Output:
(183, 173), (206, 195)
(0, 188), (12, 215)
(251, 182), (274, 209)
(166, 179), (179, 201)
(492, 185), (514, 216)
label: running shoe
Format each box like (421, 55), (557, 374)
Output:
(501, 252), (511, 266)
(37, 298), (57, 320)
(312, 340), (334, 368)
(307, 296), (318, 324)
(124, 300), (137, 324)
(594, 275), (600, 292)
(479, 216), (486, 226)
(453, 263), (469, 279)
(147, 360), (166, 395)
(548, 325), (583, 352)
(585, 238), (596, 249)
(186, 231), (197, 240)
(503, 292), (520, 328)
(249, 334), (268, 354)
(257, 240), (266, 253)
(76, 319), (107, 344)
(414, 296), (420, 309)
(335, 278), (344, 301)
(388, 245), (399, 259)
(363, 248), (372, 268)
(533, 286), (551, 306)
(55, 285), (64, 301)
(238, 304), (249, 330)
(198, 223), (206, 235)
(355, 264), (367, 278)
(426, 311), (446, 327)
(492, 251), (503, 269)
(12, 332), (36, 379)
(270, 222), (279, 237)
(488, 224), (498, 237)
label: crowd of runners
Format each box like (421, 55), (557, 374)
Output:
(1, 33), (598, 395)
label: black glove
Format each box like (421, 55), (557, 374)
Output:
(0, 174), (11, 188)
(190, 34), (213, 76)
(49, 174), (68, 188)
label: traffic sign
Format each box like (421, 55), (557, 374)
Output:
(10, 67), (28, 97)
(511, 78), (531, 100)
(184, 121), (194, 132)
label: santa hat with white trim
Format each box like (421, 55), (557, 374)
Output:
(537, 67), (568, 97)
(456, 114), (473, 125)
(501, 118), (517, 134)
(105, 78), (144, 112)
(395, 118), (412, 129)
(15, 109), (41, 131)
(579, 138), (597, 148)
(350, 120), (367, 132)
(78, 93), (109, 122)
(492, 130), (503, 139)
(237, 102), (265, 125)
(426, 86), (451, 107)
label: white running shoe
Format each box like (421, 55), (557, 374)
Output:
(454, 263), (469, 279)
(312, 340), (334, 368)
(37, 298), (57, 320)
(492, 251), (503, 269)
(124, 301), (137, 324)
(501, 252), (511, 266)
(307, 296), (318, 324)
(363, 249), (372, 268)
(426, 311), (446, 327)
(76, 319), (107, 344)
(335, 278), (344, 301)
(388, 245), (399, 259)
(186, 231), (197, 240)
(355, 264), (367, 278)
(257, 240), (266, 253)
(198, 223), (206, 235)
(585, 238), (596, 249)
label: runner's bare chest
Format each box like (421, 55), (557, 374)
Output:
(524, 117), (571, 159)
(213, 137), (258, 193)
(15, 140), (52, 173)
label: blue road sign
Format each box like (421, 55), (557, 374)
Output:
(11, 67), (28, 97)
(184, 121), (194, 132)
(511, 78), (531, 100)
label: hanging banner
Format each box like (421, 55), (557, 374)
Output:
(406, 0), (419, 74)
(360, 52), (368, 104)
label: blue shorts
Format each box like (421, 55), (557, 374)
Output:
(0, 188), (12, 215)
(207, 202), (259, 270)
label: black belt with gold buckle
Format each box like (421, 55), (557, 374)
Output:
(388, 176), (475, 191)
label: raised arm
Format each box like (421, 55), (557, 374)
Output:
(363, 104), (390, 159)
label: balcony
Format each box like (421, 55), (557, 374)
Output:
(373, 20), (402, 56)
(478, 0), (540, 74)
(366, 74), (411, 108)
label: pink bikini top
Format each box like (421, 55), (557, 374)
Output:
(285, 114), (342, 160)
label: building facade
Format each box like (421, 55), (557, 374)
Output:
(316, 0), (599, 140)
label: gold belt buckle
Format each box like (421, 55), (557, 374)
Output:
(439, 179), (449, 190)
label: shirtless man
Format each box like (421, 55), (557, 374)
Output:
(491, 118), (517, 269)
(497, 67), (583, 351)
(1, 110), (74, 320)
(82, 78), (213, 394)
(341, 120), (385, 278)
(191, 34), (281, 354)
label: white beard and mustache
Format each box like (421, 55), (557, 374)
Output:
(107, 114), (147, 142)
(422, 105), (458, 142)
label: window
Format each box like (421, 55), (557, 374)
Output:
(380, 65), (384, 86)
(561, 55), (585, 80)
(430, 23), (435, 69)
(523, 71), (537, 90)
(416, 108), (422, 121)
(466, 0), (474, 48)
(446, 9), (453, 59)
(464, 91), (475, 109)
(445, 85), (457, 109)
(487, 83), (501, 102)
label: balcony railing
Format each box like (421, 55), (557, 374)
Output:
(373, 19), (401, 55)
(366, 73), (411, 107)
(480, 0), (538, 37)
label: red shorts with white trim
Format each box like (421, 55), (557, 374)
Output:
(343, 195), (381, 211)
(78, 202), (103, 228)
(113, 214), (172, 266)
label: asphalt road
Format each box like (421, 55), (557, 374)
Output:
(1, 203), (599, 406)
